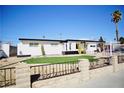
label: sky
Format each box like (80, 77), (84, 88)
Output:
(0, 5), (124, 45)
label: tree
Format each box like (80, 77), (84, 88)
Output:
(99, 36), (104, 42)
(112, 10), (122, 42)
(41, 44), (45, 56)
(98, 36), (105, 52)
(41, 35), (45, 56)
(119, 37), (124, 44)
(77, 42), (82, 54)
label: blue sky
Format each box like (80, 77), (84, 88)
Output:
(0, 5), (124, 45)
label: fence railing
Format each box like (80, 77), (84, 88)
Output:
(118, 55), (124, 64)
(30, 61), (80, 83)
(0, 67), (16, 87)
(89, 57), (112, 70)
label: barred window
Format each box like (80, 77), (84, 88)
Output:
(90, 45), (96, 47)
(51, 43), (58, 46)
(29, 43), (39, 47)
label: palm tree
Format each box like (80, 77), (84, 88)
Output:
(112, 10), (122, 42)
(119, 37), (124, 44)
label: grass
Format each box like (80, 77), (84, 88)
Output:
(25, 55), (97, 64)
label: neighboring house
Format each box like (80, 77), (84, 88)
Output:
(0, 43), (17, 58)
(111, 43), (124, 53)
(18, 38), (105, 56)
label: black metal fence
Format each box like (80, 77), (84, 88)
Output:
(30, 61), (80, 83)
(89, 57), (112, 70)
(0, 67), (16, 87)
(118, 55), (124, 64)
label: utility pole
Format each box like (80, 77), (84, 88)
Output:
(0, 41), (2, 50)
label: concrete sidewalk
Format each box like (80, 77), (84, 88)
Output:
(77, 70), (124, 88)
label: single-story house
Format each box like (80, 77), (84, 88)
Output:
(0, 43), (17, 58)
(17, 38), (105, 56)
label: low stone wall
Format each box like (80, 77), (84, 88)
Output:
(89, 66), (113, 79)
(32, 66), (114, 88)
(89, 56), (124, 79)
(32, 73), (80, 88)
(30, 56), (124, 88)
(15, 63), (30, 88)
(2, 55), (124, 88)
(32, 59), (89, 88)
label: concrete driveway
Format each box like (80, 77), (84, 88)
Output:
(0, 57), (30, 68)
(77, 70), (124, 88)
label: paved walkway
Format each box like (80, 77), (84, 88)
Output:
(77, 70), (124, 88)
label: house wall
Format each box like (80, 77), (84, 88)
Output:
(17, 40), (100, 56)
(62, 43), (67, 51)
(71, 42), (77, 51)
(65, 42), (98, 53)
(17, 43), (42, 56)
(17, 43), (63, 56)
(1, 44), (10, 57)
(44, 44), (63, 55)
(66, 42), (77, 51)
(86, 43), (97, 54)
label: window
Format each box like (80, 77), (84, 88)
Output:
(90, 45), (96, 47)
(51, 43), (58, 46)
(29, 43), (39, 47)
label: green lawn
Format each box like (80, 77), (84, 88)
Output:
(25, 55), (97, 64)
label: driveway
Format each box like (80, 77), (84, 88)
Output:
(77, 70), (124, 88)
(0, 57), (30, 68)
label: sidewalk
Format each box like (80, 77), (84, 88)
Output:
(77, 70), (124, 88)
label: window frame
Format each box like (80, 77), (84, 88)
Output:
(29, 43), (39, 47)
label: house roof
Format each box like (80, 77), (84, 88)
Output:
(19, 38), (105, 43)
(19, 38), (64, 42)
(65, 39), (105, 42)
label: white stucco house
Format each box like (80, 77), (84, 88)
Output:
(17, 38), (105, 57)
(0, 43), (17, 58)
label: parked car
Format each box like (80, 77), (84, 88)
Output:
(0, 50), (7, 59)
